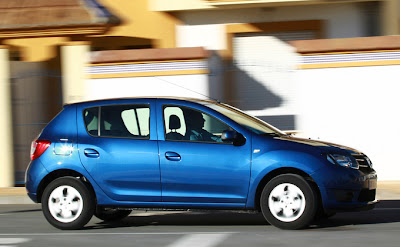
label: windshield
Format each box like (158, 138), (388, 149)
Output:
(204, 102), (286, 136)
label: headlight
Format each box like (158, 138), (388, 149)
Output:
(364, 155), (373, 168)
(326, 154), (359, 169)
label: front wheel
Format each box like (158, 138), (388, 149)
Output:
(42, 177), (95, 230)
(260, 174), (318, 230)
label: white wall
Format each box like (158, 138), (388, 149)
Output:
(233, 35), (299, 123)
(177, 24), (226, 51)
(84, 74), (210, 101)
(296, 65), (400, 181)
(177, 3), (365, 49)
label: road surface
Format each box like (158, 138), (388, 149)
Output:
(0, 200), (399, 247)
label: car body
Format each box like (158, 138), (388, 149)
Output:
(25, 97), (377, 230)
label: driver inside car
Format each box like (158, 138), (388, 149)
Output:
(184, 110), (221, 142)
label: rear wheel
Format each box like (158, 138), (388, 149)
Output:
(260, 174), (317, 230)
(42, 177), (95, 230)
(95, 208), (132, 221)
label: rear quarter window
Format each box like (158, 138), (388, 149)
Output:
(83, 107), (99, 136)
(83, 104), (150, 139)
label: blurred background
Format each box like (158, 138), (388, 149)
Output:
(0, 0), (399, 187)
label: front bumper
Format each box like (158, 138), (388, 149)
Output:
(323, 187), (378, 212)
(312, 164), (378, 212)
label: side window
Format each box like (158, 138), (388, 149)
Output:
(83, 107), (99, 136)
(83, 104), (150, 139)
(121, 108), (150, 136)
(164, 105), (232, 144)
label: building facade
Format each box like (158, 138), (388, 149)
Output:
(1, 0), (400, 186)
(0, 0), (178, 186)
(150, 0), (400, 180)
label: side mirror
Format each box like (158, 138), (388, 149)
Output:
(221, 130), (246, 146)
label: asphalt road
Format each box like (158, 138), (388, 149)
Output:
(0, 201), (400, 247)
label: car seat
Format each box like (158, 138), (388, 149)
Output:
(166, 115), (184, 140)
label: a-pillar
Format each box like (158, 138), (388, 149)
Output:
(61, 42), (90, 104)
(0, 46), (15, 187)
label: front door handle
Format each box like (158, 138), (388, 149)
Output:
(84, 148), (100, 158)
(165, 152), (181, 161)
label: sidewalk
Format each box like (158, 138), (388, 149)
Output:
(0, 187), (32, 204)
(375, 181), (400, 200)
(1, 181), (399, 204)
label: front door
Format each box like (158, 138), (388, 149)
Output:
(77, 100), (161, 202)
(158, 102), (252, 205)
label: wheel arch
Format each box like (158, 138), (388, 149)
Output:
(36, 169), (96, 204)
(253, 167), (321, 211)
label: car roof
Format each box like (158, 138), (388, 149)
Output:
(65, 97), (219, 107)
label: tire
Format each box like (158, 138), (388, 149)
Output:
(42, 177), (95, 230)
(94, 208), (132, 221)
(260, 174), (318, 230)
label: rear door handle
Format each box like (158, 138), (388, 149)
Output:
(84, 148), (100, 158)
(165, 152), (181, 161)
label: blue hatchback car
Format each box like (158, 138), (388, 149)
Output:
(25, 97), (377, 230)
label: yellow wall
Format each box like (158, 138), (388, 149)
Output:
(150, 0), (377, 11)
(98, 0), (179, 48)
(150, 0), (211, 11)
(1, 0), (178, 62)
(4, 37), (68, 62)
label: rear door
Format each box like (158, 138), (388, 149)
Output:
(77, 99), (161, 202)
